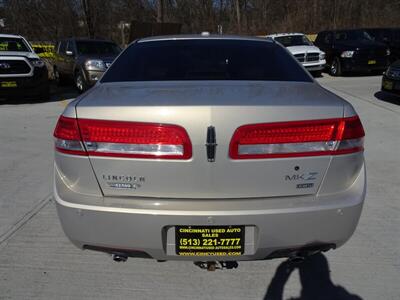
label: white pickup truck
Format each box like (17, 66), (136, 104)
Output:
(267, 33), (326, 75)
(0, 34), (49, 100)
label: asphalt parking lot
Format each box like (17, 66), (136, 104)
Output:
(0, 75), (399, 300)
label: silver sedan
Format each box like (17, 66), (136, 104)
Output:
(53, 35), (366, 265)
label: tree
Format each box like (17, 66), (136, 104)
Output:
(2, 0), (400, 43)
(81, 0), (94, 38)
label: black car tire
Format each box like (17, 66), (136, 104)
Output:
(330, 57), (342, 76)
(74, 70), (87, 93)
(54, 67), (66, 86)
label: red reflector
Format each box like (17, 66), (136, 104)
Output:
(230, 116), (364, 159)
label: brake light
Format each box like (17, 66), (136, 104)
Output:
(229, 116), (364, 159)
(53, 116), (86, 156)
(54, 116), (192, 159)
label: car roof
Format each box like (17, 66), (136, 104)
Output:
(0, 34), (24, 39)
(137, 34), (273, 43)
(266, 33), (305, 38)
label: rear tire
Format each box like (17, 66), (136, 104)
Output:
(330, 57), (342, 76)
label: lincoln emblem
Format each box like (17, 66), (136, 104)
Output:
(205, 126), (217, 162)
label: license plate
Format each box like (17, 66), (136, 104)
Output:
(1, 81), (17, 88)
(368, 60), (376, 65)
(383, 80), (393, 90)
(176, 225), (245, 256)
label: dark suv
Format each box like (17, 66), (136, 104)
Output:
(53, 38), (121, 92)
(315, 29), (390, 76)
(363, 28), (400, 62)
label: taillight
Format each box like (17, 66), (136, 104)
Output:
(229, 116), (364, 159)
(54, 116), (192, 159)
(53, 116), (86, 156)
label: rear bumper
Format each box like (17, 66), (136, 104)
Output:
(54, 163), (366, 261)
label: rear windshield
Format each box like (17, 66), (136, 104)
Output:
(76, 41), (121, 55)
(101, 39), (312, 83)
(0, 37), (30, 52)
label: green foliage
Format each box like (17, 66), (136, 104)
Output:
(31, 44), (55, 58)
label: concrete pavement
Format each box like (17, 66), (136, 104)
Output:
(0, 76), (399, 299)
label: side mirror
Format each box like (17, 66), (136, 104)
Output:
(65, 50), (74, 56)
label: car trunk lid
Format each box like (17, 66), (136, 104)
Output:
(75, 81), (345, 199)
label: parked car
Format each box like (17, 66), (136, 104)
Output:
(267, 33), (326, 75)
(53, 38), (121, 93)
(364, 28), (400, 61)
(53, 35), (366, 266)
(315, 29), (391, 76)
(0, 34), (49, 100)
(381, 60), (400, 95)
